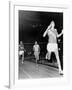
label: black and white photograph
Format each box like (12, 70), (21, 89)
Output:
(8, 0), (71, 88)
(18, 10), (63, 79)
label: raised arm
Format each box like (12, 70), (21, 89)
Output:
(43, 29), (48, 37)
(43, 23), (52, 37)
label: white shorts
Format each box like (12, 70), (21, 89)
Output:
(34, 51), (40, 60)
(19, 50), (24, 55)
(47, 43), (58, 52)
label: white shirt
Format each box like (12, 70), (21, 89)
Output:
(33, 44), (40, 52)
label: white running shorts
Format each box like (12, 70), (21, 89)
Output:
(34, 51), (40, 60)
(47, 43), (58, 52)
(19, 50), (24, 55)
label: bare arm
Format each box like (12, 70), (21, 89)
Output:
(43, 24), (52, 37)
(24, 48), (26, 52)
(43, 29), (48, 37)
(33, 46), (35, 52)
(38, 46), (40, 52)
(57, 30), (63, 38)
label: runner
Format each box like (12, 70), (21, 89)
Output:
(19, 41), (26, 64)
(43, 21), (63, 74)
(33, 41), (40, 64)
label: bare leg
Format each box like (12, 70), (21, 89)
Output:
(22, 53), (24, 64)
(54, 50), (62, 74)
(46, 51), (51, 60)
(35, 54), (39, 71)
(36, 58), (37, 64)
(35, 53), (39, 64)
(35, 55), (37, 65)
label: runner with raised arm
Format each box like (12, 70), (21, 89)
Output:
(43, 21), (63, 74)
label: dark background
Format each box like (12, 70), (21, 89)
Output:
(19, 10), (63, 43)
(19, 10), (63, 70)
